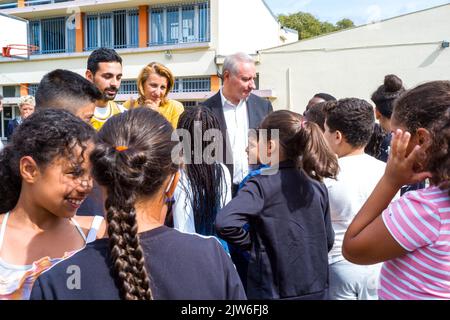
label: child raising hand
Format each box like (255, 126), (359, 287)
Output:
(343, 81), (450, 300)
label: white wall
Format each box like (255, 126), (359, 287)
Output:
(258, 4), (450, 113)
(0, 49), (217, 85)
(216, 0), (295, 55)
(280, 28), (299, 44)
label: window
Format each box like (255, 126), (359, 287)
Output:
(118, 78), (210, 95)
(28, 84), (39, 96)
(0, 1), (17, 9)
(29, 17), (75, 55)
(85, 10), (139, 51)
(25, 0), (73, 6)
(181, 101), (201, 107)
(119, 80), (138, 95)
(181, 5), (195, 43)
(149, 1), (210, 46)
(173, 77), (211, 93)
(2, 86), (19, 98)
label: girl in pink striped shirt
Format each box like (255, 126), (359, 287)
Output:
(343, 81), (450, 300)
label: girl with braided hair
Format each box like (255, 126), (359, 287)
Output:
(30, 107), (246, 300)
(172, 106), (231, 251)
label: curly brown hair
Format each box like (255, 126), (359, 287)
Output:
(0, 109), (95, 213)
(393, 81), (450, 133)
(427, 107), (450, 195)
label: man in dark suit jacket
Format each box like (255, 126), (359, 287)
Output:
(6, 95), (35, 141)
(0, 94), (3, 150)
(202, 52), (273, 196)
(6, 118), (20, 141)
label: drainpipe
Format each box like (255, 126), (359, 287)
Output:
(286, 68), (292, 110)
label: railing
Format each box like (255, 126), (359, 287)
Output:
(28, 84), (39, 96)
(0, 1), (17, 9)
(182, 101), (201, 107)
(149, 1), (210, 46)
(29, 17), (75, 55)
(25, 0), (74, 6)
(119, 80), (138, 95)
(173, 77), (211, 93)
(23, 2), (209, 55)
(85, 9), (139, 51)
(119, 77), (211, 96)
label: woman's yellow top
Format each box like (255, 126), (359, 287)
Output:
(123, 99), (184, 128)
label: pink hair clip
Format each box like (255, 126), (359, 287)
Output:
(300, 119), (307, 129)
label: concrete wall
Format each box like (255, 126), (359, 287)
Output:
(258, 4), (450, 113)
(0, 48), (217, 85)
(216, 0), (296, 55)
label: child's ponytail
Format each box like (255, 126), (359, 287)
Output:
(261, 110), (338, 182)
(91, 108), (179, 300)
(298, 121), (339, 181)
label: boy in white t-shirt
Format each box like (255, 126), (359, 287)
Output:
(323, 98), (387, 300)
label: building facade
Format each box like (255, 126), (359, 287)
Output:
(0, 0), (298, 140)
(258, 4), (450, 113)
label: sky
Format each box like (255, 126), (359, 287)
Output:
(264, 0), (450, 26)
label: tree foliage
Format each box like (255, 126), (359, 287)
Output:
(279, 12), (355, 40)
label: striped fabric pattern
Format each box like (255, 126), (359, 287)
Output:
(380, 186), (450, 300)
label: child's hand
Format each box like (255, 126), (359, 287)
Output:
(384, 129), (432, 188)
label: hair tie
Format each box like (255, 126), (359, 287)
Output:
(300, 119), (307, 129)
(115, 146), (128, 152)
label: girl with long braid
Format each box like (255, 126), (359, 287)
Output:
(172, 106), (231, 251)
(30, 108), (246, 300)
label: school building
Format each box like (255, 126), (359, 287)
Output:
(257, 3), (450, 113)
(0, 0), (298, 140)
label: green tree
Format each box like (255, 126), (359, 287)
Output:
(320, 22), (336, 34)
(278, 12), (322, 40)
(335, 18), (355, 30)
(278, 12), (355, 40)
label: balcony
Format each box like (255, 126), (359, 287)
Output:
(149, 2), (210, 47)
(25, 0), (74, 6)
(0, 1), (17, 9)
(3, 1), (211, 57)
(117, 77), (212, 102)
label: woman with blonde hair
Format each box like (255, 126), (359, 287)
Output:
(124, 62), (184, 128)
